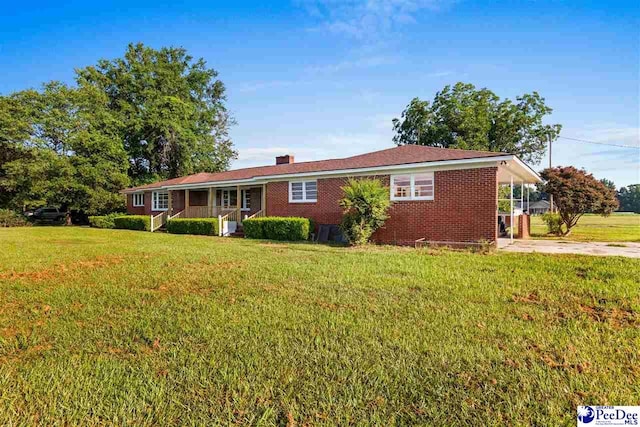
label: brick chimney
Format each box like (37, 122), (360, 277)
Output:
(276, 155), (294, 165)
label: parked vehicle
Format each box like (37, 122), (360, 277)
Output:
(29, 207), (66, 223)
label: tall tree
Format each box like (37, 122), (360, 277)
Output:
(76, 43), (236, 184)
(540, 166), (618, 235)
(617, 184), (640, 213)
(600, 178), (616, 191)
(392, 82), (561, 163)
(0, 82), (130, 216)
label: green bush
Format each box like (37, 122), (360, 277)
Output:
(339, 178), (390, 245)
(88, 213), (124, 229)
(542, 212), (564, 235)
(113, 215), (151, 231)
(243, 217), (310, 241)
(0, 209), (30, 227)
(166, 218), (219, 236)
(242, 218), (265, 239)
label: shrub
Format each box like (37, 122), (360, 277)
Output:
(88, 213), (124, 229)
(541, 166), (619, 235)
(243, 217), (310, 241)
(113, 215), (151, 231)
(166, 218), (219, 236)
(0, 209), (30, 227)
(242, 218), (265, 239)
(541, 212), (564, 236)
(339, 178), (390, 245)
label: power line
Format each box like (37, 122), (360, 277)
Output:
(558, 136), (639, 149)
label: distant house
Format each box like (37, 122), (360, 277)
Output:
(122, 145), (540, 245)
(527, 200), (550, 215)
(514, 199), (550, 215)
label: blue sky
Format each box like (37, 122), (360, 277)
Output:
(1, 0), (638, 186)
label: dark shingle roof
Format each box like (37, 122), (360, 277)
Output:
(124, 145), (504, 192)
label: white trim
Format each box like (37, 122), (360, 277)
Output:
(288, 180), (317, 203)
(132, 193), (144, 207)
(390, 172), (435, 201)
(152, 191), (169, 211)
(123, 154), (542, 193)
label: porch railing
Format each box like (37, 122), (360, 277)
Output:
(150, 211), (168, 232)
(168, 210), (183, 221)
(183, 205), (245, 218)
(245, 209), (264, 220)
(184, 206), (209, 218)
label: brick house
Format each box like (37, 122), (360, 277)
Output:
(121, 145), (540, 245)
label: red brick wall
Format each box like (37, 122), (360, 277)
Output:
(126, 191), (169, 216)
(126, 194), (146, 215)
(266, 167), (498, 245)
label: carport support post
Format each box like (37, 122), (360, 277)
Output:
(510, 175), (514, 242)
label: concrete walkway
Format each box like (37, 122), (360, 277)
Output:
(497, 238), (640, 258)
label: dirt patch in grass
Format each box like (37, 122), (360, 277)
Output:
(512, 291), (638, 329)
(0, 255), (123, 282)
(578, 304), (638, 328)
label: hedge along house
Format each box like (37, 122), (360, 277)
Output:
(121, 145), (541, 245)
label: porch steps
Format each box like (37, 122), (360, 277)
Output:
(230, 225), (244, 238)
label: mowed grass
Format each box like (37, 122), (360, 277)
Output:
(531, 213), (640, 242)
(0, 228), (639, 425)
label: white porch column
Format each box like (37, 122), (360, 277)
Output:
(510, 175), (514, 242)
(236, 185), (241, 218)
(208, 187), (213, 217)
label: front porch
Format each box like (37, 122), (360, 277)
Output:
(151, 185), (266, 233)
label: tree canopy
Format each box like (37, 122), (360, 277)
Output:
(617, 184), (640, 213)
(392, 82), (561, 164)
(0, 43), (236, 216)
(540, 166), (618, 235)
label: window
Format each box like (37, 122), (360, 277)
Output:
(289, 180), (317, 203)
(242, 189), (251, 211)
(391, 173), (434, 201)
(152, 191), (169, 211)
(220, 189), (251, 210)
(132, 193), (144, 207)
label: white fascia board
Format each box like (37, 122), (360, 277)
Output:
(497, 157), (542, 184)
(513, 156), (542, 182)
(158, 155), (515, 191)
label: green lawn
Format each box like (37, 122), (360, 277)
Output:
(531, 213), (640, 242)
(1, 228), (638, 425)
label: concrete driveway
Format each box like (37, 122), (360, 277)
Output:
(498, 238), (640, 258)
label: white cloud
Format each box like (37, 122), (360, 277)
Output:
(305, 55), (397, 74)
(233, 129), (394, 169)
(297, 0), (454, 40)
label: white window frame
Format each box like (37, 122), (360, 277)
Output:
(390, 172), (434, 201)
(220, 189), (251, 210)
(242, 189), (251, 211)
(288, 180), (317, 203)
(152, 191), (169, 211)
(132, 193), (144, 207)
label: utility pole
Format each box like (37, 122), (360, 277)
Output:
(548, 134), (554, 213)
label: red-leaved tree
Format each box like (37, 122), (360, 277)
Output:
(540, 166), (619, 236)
